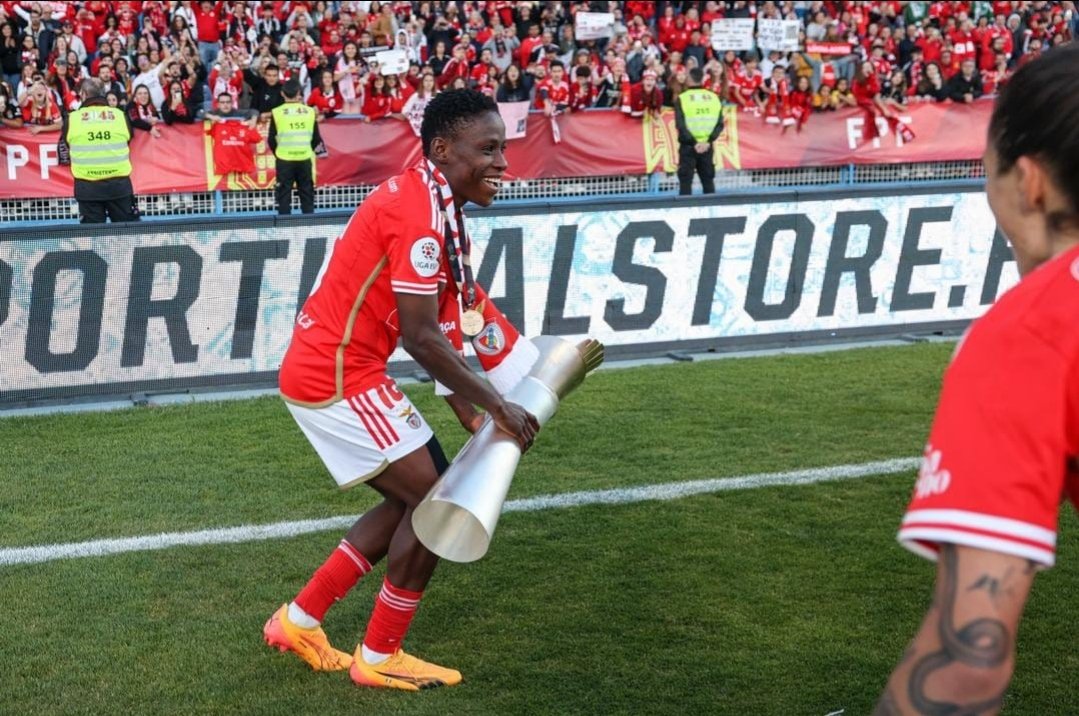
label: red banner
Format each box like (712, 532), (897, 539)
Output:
(0, 101), (991, 200)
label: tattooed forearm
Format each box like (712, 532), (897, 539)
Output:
(907, 544), (1012, 715)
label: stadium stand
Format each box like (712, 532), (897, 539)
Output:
(0, 1), (1074, 223)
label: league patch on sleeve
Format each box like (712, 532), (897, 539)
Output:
(410, 237), (442, 278)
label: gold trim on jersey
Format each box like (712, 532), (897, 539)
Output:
(280, 255), (389, 409)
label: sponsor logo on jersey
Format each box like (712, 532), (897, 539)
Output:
(410, 237), (441, 278)
(915, 444), (952, 498)
(1071, 256), (1079, 283)
(296, 311), (315, 329)
(388, 177), (399, 193)
(472, 322), (505, 356)
(439, 320), (457, 335)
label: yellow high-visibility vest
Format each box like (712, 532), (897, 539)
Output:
(67, 107), (131, 181)
(271, 103), (315, 161)
(679, 88), (722, 143)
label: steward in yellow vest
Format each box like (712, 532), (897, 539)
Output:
(60, 78), (138, 223)
(268, 79), (324, 215)
(674, 68), (724, 196)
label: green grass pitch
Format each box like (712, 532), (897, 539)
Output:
(1, 343), (1075, 715)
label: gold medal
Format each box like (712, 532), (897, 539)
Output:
(460, 308), (485, 337)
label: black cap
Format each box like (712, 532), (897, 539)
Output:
(283, 78), (302, 97)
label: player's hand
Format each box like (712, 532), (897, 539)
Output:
(491, 401), (540, 452)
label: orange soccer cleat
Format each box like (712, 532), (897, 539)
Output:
(263, 604), (353, 671)
(349, 648), (463, 691)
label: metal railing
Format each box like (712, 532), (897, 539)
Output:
(0, 159), (983, 226)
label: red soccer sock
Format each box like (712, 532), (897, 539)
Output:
(294, 540), (372, 622)
(362, 577), (424, 656)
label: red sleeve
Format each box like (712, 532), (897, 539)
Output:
(898, 323), (1069, 568)
(385, 191), (444, 296)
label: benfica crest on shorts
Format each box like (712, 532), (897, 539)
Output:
(398, 405), (422, 430)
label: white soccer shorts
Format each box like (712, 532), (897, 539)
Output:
(286, 381), (433, 488)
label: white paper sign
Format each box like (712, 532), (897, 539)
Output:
(575, 12), (615, 40)
(498, 101), (530, 140)
(710, 19), (756, 51)
(757, 19), (801, 52)
(375, 49), (409, 75)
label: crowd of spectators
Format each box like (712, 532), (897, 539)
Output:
(0, 0), (1075, 137)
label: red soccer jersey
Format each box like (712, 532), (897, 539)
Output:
(534, 78), (570, 110)
(279, 163), (457, 404)
(899, 244), (1079, 568)
(568, 81), (597, 111)
(208, 120), (262, 174)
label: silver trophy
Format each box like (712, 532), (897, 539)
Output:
(412, 336), (605, 562)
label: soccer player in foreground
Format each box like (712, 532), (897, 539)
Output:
(266, 89), (539, 690)
(875, 46), (1079, 715)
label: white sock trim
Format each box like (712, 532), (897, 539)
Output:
(361, 644), (391, 665)
(287, 601), (319, 629)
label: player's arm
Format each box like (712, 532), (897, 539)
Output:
(444, 392), (484, 434)
(396, 292), (538, 449)
(874, 544), (1036, 716)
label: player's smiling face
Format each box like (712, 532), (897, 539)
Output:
(439, 111), (507, 208)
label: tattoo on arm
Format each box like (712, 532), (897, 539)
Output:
(906, 544), (1011, 715)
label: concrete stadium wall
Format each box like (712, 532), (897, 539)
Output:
(0, 182), (1016, 409)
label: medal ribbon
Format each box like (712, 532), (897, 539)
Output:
(424, 159), (476, 309)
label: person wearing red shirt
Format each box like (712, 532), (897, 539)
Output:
(20, 80), (61, 134)
(437, 43), (470, 89)
(362, 72), (392, 120)
(625, 68), (664, 119)
(206, 93), (262, 175)
(950, 19), (978, 63)
(918, 27), (944, 64)
(267, 88), (537, 691)
(656, 5), (677, 48)
(470, 47), (496, 84)
(568, 65), (597, 112)
(307, 72), (343, 119)
(938, 48), (961, 79)
(762, 65), (793, 129)
(980, 51), (1011, 94)
(878, 47), (1079, 714)
(193, 0), (223, 69)
(534, 59), (570, 114)
(624, 0), (655, 22)
(731, 55), (764, 113)
(788, 75), (813, 132)
(517, 23), (542, 68)
(851, 60), (913, 143)
(667, 16), (692, 55)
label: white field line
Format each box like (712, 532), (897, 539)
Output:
(0, 457), (919, 568)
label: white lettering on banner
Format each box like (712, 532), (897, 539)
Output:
(0, 190), (1017, 405)
(847, 116), (913, 149)
(6, 144), (29, 180)
(757, 19), (801, 52)
(710, 19), (756, 51)
(39, 144), (59, 180)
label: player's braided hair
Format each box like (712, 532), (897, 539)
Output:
(421, 88), (498, 158)
(988, 43), (1079, 231)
